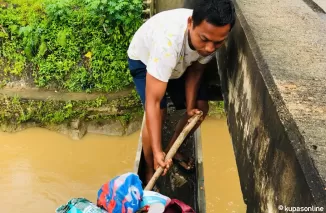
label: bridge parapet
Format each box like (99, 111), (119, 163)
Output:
(217, 0), (326, 211)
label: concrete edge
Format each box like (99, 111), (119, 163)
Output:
(195, 127), (207, 213)
(302, 0), (326, 13)
(133, 113), (145, 174)
(232, 0), (326, 205)
(0, 87), (134, 101)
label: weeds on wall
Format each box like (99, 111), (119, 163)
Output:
(0, 0), (143, 92)
(0, 90), (142, 126)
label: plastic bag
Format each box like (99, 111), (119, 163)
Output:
(140, 190), (171, 212)
(56, 198), (107, 213)
(97, 172), (143, 213)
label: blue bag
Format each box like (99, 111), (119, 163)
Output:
(97, 172), (143, 213)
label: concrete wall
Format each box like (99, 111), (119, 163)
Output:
(217, 0), (326, 212)
(155, 0), (184, 13)
(217, 19), (314, 212)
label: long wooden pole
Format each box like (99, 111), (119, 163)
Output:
(144, 111), (203, 191)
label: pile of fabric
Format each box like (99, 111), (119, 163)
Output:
(56, 172), (195, 213)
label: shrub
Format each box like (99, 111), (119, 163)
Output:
(0, 0), (144, 92)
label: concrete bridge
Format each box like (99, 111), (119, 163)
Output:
(154, 0), (326, 212)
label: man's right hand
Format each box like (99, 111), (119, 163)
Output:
(153, 151), (173, 176)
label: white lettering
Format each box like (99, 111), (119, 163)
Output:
(279, 205), (324, 212)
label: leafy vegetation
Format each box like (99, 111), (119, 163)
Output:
(0, 0), (144, 92)
(208, 101), (225, 118)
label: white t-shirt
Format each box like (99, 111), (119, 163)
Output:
(127, 8), (215, 82)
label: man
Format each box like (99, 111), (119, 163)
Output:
(127, 0), (235, 184)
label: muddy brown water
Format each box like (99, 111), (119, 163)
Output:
(201, 118), (246, 212)
(0, 118), (245, 212)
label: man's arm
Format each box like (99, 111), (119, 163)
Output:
(145, 72), (167, 156)
(185, 61), (207, 113)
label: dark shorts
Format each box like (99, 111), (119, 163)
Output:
(128, 58), (209, 110)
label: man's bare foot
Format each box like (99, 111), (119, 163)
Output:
(172, 152), (195, 172)
(164, 145), (195, 172)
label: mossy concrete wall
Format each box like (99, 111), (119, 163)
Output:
(0, 88), (143, 140)
(155, 0), (184, 13)
(217, 0), (326, 211)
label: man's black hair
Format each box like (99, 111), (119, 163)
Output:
(192, 0), (236, 29)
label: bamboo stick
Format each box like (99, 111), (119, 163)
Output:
(144, 111), (203, 191)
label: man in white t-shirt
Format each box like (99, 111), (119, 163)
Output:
(127, 0), (235, 185)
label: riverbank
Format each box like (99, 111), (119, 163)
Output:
(0, 88), (144, 139)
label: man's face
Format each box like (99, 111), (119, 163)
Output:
(187, 17), (231, 57)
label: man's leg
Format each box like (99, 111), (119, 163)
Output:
(142, 108), (166, 184)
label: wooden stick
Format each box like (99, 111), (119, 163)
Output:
(144, 111), (203, 191)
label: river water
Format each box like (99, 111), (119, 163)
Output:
(201, 118), (246, 212)
(0, 118), (245, 212)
